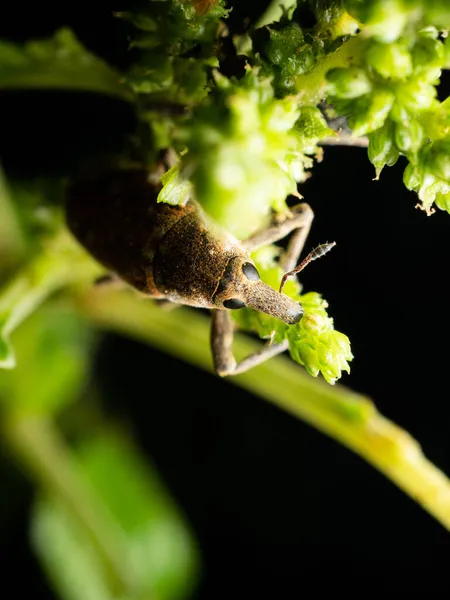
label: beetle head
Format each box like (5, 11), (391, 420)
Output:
(212, 256), (303, 325)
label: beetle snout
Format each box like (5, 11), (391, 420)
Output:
(286, 304), (303, 325)
(243, 280), (304, 325)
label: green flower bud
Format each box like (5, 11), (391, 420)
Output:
(291, 342), (317, 374)
(350, 89), (394, 136)
(395, 78), (437, 113)
(403, 162), (422, 192)
(394, 119), (424, 155)
(412, 37), (444, 73)
(293, 106), (331, 148)
(425, 140), (450, 181)
(127, 53), (174, 94)
(404, 147), (450, 214)
(435, 191), (450, 214)
(417, 26), (439, 40)
(326, 67), (372, 99)
(331, 330), (353, 356)
(283, 44), (315, 76)
(368, 121), (399, 177)
(389, 101), (410, 124)
(345, 0), (410, 42)
(265, 23), (304, 67)
(365, 41), (412, 80)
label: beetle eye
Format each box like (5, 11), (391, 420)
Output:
(223, 298), (246, 309)
(242, 262), (260, 281)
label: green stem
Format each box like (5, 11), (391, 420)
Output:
(0, 231), (102, 368)
(79, 288), (450, 531)
(3, 415), (131, 595)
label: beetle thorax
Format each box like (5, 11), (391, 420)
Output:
(153, 212), (244, 308)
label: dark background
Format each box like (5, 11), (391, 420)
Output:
(2, 2), (450, 597)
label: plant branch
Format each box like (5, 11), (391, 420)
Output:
(79, 287), (450, 532)
(0, 231), (102, 368)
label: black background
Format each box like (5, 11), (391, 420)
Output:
(2, 2), (450, 597)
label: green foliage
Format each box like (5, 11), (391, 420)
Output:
(0, 28), (132, 100)
(1, 4), (450, 596)
(172, 70), (329, 238)
(0, 305), (92, 415)
(344, 0), (450, 41)
(117, 0), (227, 103)
(32, 430), (199, 600)
(324, 17), (449, 214)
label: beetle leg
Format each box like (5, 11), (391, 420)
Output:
(210, 310), (289, 376)
(242, 202), (314, 271)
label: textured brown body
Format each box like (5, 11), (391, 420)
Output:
(66, 168), (243, 307)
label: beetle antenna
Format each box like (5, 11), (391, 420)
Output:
(279, 242), (336, 294)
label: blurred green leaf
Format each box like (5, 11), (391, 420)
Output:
(0, 167), (25, 270)
(31, 499), (114, 600)
(31, 429), (199, 600)
(0, 304), (93, 414)
(0, 28), (134, 101)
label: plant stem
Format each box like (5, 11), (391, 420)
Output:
(3, 415), (131, 596)
(0, 231), (102, 368)
(79, 288), (450, 531)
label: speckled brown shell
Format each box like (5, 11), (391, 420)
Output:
(66, 167), (243, 307)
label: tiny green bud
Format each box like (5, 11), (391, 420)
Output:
(412, 37), (444, 73)
(394, 119), (424, 155)
(284, 44), (315, 76)
(293, 344), (320, 378)
(435, 191), (450, 214)
(293, 106), (331, 147)
(365, 41), (412, 80)
(395, 79), (437, 113)
(403, 162), (422, 192)
(326, 67), (372, 99)
(345, 0), (409, 42)
(368, 121), (399, 177)
(350, 89), (394, 136)
(265, 23), (304, 67)
(425, 140), (450, 181)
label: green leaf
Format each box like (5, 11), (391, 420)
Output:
(350, 88), (394, 136)
(31, 430), (200, 600)
(0, 304), (93, 415)
(365, 40), (412, 81)
(0, 28), (134, 101)
(326, 66), (373, 99)
(0, 228), (102, 370)
(394, 118), (424, 154)
(158, 164), (193, 206)
(367, 120), (399, 178)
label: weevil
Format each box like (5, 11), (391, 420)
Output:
(66, 164), (333, 376)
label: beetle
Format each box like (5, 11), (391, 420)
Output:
(66, 163), (330, 376)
